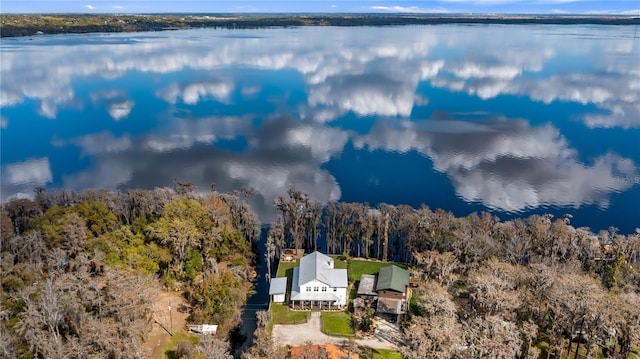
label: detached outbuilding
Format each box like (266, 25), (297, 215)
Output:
(355, 264), (411, 320)
(375, 265), (410, 317)
(269, 277), (287, 303)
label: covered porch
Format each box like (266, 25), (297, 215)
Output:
(290, 291), (344, 311)
(289, 299), (343, 311)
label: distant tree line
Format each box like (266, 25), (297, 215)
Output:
(0, 184), (260, 358)
(2, 14), (638, 38)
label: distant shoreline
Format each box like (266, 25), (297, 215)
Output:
(1, 13), (639, 37)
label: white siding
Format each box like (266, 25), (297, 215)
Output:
(272, 293), (285, 303)
(299, 279), (347, 305)
(334, 287), (347, 305)
(300, 279), (329, 293)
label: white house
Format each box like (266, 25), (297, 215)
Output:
(290, 251), (348, 310)
(268, 277), (287, 303)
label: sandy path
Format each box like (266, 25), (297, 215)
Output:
(144, 290), (191, 359)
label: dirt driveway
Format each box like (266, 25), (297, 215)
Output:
(272, 312), (400, 350)
(143, 290), (190, 359)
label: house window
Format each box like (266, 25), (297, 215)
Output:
(383, 290), (387, 294)
(322, 287), (327, 292)
(306, 287), (311, 292)
(333, 288), (337, 292)
(314, 287), (319, 292)
(394, 292), (398, 296)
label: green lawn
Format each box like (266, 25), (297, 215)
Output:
(348, 260), (408, 283)
(348, 259), (408, 299)
(275, 260), (298, 304)
(276, 260), (298, 277)
(371, 348), (404, 359)
(321, 311), (355, 338)
(329, 255), (349, 269)
(270, 303), (310, 326)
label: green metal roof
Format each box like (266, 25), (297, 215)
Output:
(376, 265), (409, 293)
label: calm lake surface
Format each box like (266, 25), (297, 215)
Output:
(1, 25), (639, 233)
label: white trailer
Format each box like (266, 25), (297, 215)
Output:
(187, 324), (218, 335)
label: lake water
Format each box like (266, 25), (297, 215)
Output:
(1, 25), (639, 233)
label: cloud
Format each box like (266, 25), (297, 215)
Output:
(1, 158), (53, 202)
(3, 158), (52, 185)
(249, 117), (350, 163)
(0, 116), (7, 129)
(619, 9), (640, 15)
(68, 132), (133, 156)
(370, 5), (449, 13)
(84, 4), (94, 10)
(354, 116), (637, 212)
(308, 73), (419, 117)
(434, 72), (640, 128)
(108, 100), (134, 120)
(143, 115), (253, 152)
(1, 90), (23, 107)
(90, 90), (134, 120)
(584, 9), (640, 15)
(112, 5), (124, 10)
(60, 116), (346, 222)
(1, 26), (438, 122)
(157, 81), (234, 105)
(241, 86), (261, 97)
(425, 26), (639, 128)
(2, 25), (637, 215)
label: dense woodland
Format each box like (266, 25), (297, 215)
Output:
(2, 186), (639, 358)
(0, 185), (259, 359)
(259, 189), (640, 359)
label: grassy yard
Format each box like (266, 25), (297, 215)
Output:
(270, 303), (310, 326)
(321, 311), (355, 338)
(329, 255), (349, 269)
(276, 260), (298, 304)
(276, 260), (298, 277)
(370, 348), (404, 359)
(348, 259), (408, 299)
(348, 260), (408, 283)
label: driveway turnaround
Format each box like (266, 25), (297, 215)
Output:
(272, 312), (400, 350)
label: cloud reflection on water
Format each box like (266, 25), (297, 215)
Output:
(354, 116), (637, 212)
(0, 26), (638, 225)
(57, 115), (343, 222)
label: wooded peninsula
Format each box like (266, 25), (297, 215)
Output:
(1, 186), (639, 358)
(1, 14), (639, 37)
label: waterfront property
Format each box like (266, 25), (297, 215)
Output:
(270, 251), (348, 310)
(376, 265), (410, 316)
(292, 251), (348, 309)
(354, 265), (411, 320)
